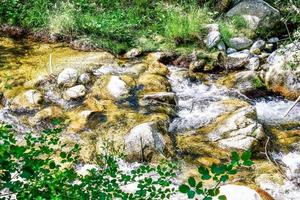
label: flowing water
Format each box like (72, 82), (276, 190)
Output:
(1, 36), (300, 199)
(167, 66), (300, 200)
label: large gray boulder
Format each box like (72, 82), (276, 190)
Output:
(57, 68), (79, 87)
(228, 37), (253, 50)
(226, 0), (280, 32)
(124, 122), (166, 161)
(262, 42), (300, 100)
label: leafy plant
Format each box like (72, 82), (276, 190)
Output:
(179, 151), (254, 200)
(0, 121), (177, 199)
(252, 76), (266, 89)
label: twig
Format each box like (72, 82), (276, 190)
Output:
(284, 96), (300, 117)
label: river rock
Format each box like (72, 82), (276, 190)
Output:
(250, 40), (266, 54)
(213, 185), (263, 200)
(246, 57), (260, 71)
(78, 73), (91, 84)
(139, 92), (177, 115)
(124, 122), (165, 161)
(106, 76), (130, 100)
(227, 48), (237, 54)
(10, 90), (43, 112)
(29, 106), (63, 125)
(90, 75), (134, 100)
(226, 0), (280, 32)
(57, 68), (79, 87)
(124, 48), (142, 58)
(67, 110), (106, 133)
(225, 51), (250, 70)
(64, 85), (86, 100)
(228, 37), (253, 50)
(176, 99), (264, 160)
(205, 23), (219, 32)
(267, 37), (279, 44)
(262, 42), (300, 100)
(138, 73), (170, 94)
(217, 41), (226, 51)
(218, 71), (265, 96)
(206, 100), (264, 150)
(205, 31), (221, 48)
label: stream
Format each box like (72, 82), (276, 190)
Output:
(1, 36), (300, 199)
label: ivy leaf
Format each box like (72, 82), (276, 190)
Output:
(243, 160), (254, 166)
(241, 150), (251, 162)
(179, 184), (190, 193)
(187, 190), (195, 199)
(231, 151), (240, 165)
(198, 166), (211, 180)
(188, 177), (196, 187)
(220, 174), (229, 182)
(218, 195), (227, 200)
(60, 152), (67, 158)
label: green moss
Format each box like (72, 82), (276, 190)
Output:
(252, 76), (265, 89)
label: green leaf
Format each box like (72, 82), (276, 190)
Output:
(196, 182), (203, 189)
(49, 161), (56, 169)
(220, 174), (229, 182)
(243, 160), (254, 166)
(198, 166), (211, 180)
(179, 184), (190, 193)
(241, 150), (252, 162)
(231, 151), (239, 164)
(203, 196), (213, 200)
(218, 195), (227, 200)
(187, 190), (195, 199)
(188, 177), (196, 187)
(60, 152), (67, 158)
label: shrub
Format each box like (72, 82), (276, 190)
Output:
(179, 151), (254, 200)
(0, 122), (177, 199)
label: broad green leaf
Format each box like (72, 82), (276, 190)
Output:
(241, 151), (252, 161)
(188, 177), (196, 187)
(218, 195), (227, 200)
(179, 184), (190, 193)
(187, 190), (195, 199)
(220, 174), (229, 182)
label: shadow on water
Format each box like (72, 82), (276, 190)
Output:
(0, 35), (33, 69)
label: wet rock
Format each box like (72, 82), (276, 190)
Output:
(205, 31), (221, 48)
(177, 99), (264, 157)
(90, 75), (134, 100)
(67, 110), (106, 133)
(64, 85), (86, 100)
(250, 40), (266, 54)
(213, 185), (263, 200)
(246, 57), (260, 71)
(10, 90), (43, 112)
(173, 53), (197, 68)
(29, 106), (63, 125)
(189, 60), (207, 73)
(139, 92), (177, 115)
(107, 76), (130, 100)
(124, 48), (142, 58)
(217, 41), (226, 51)
(228, 37), (253, 50)
(145, 60), (169, 76)
(124, 122), (165, 162)
(146, 52), (177, 64)
(267, 37), (279, 44)
(225, 50), (250, 70)
(227, 48), (237, 54)
(262, 42), (300, 100)
(138, 73), (170, 94)
(207, 100), (264, 150)
(218, 71), (266, 97)
(226, 0), (280, 32)
(78, 73), (91, 84)
(57, 68), (78, 87)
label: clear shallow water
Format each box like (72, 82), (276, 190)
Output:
(167, 66), (300, 199)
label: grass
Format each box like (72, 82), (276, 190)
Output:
(0, 0), (215, 54)
(0, 0), (298, 54)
